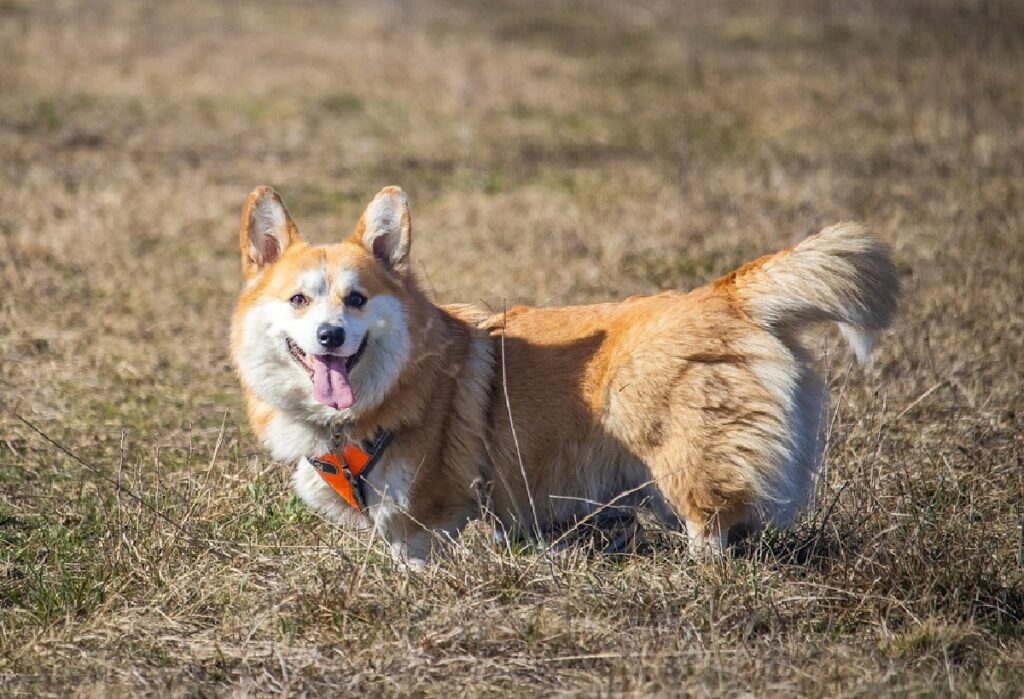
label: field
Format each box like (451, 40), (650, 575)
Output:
(1, 0), (1022, 695)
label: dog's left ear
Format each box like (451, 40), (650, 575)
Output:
(352, 186), (411, 272)
(240, 186), (301, 279)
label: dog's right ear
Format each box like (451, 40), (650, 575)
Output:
(239, 186), (301, 279)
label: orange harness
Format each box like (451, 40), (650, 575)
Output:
(309, 430), (393, 511)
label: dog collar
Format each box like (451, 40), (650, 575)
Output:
(309, 429), (393, 511)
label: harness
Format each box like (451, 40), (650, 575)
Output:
(309, 429), (393, 511)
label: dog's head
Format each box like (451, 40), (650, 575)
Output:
(232, 186), (417, 423)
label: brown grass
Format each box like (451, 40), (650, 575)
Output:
(1, 0), (1022, 695)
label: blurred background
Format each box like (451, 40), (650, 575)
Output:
(1, 0), (1022, 694)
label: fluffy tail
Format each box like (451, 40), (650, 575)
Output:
(722, 223), (900, 362)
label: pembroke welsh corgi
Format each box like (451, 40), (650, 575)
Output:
(231, 186), (898, 564)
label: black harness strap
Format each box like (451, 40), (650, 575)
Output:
(352, 429), (394, 509)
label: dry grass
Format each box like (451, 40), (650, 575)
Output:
(1, 0), (1022, 695)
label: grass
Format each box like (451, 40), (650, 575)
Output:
(1, 0), (1023, 695)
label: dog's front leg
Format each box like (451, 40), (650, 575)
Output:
(375, 507), (476, 569)
(385, 534), (432, 569)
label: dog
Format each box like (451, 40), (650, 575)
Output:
(231, 185), (898, 564)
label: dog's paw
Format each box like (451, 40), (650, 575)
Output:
(388, 537), (432, 571)
(686, 523), (730, 562)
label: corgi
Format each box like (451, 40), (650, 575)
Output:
(231, 185), (899, 564)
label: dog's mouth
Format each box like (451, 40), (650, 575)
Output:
(286, 336), (368, 411)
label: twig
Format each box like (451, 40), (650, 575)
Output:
(500, 300), (540, 539)
(180, 409), (228, 528)
(895, 380), (946, 421)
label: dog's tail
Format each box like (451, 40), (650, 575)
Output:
(719, 223), (899, 361)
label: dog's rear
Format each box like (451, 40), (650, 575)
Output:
(480, 224), (899, 558)
(674, 224), (899, 552)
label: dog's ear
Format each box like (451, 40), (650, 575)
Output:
(240, 186), (301, 279)
(352, 186), (411, 272)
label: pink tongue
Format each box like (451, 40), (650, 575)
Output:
(310, 354), (354, 410)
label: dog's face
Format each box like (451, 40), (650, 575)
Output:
(232, 186), (415, 424)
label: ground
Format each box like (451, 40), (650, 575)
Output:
(1, 0), (1022, 696)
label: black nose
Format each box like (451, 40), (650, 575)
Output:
(316, 323), (345, 349)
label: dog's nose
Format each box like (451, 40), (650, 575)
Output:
(316, 323), (345, 350)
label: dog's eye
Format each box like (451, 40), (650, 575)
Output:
(344, 291), (367, 309)
(289, 293), (309, 308)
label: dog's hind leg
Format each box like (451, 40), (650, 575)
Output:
(645, 441), (754, 560)
(685, 517), (730, 560)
